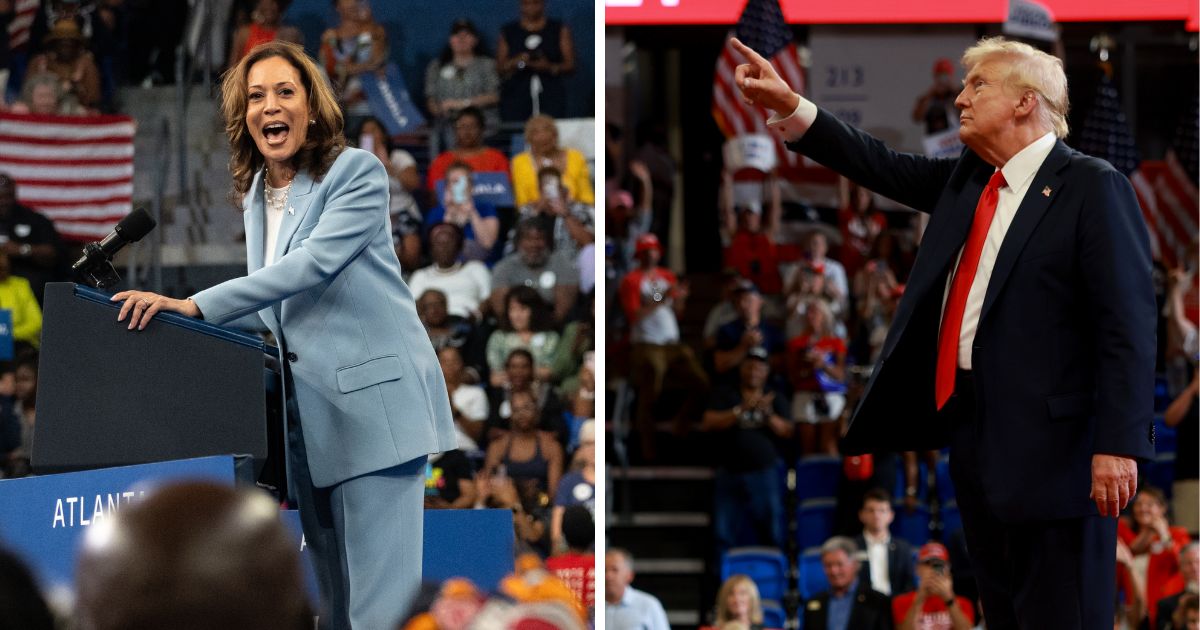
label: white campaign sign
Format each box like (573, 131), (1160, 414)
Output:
(723, 134), (778, 173)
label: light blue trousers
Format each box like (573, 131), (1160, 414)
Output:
(286, 388), (426, 630)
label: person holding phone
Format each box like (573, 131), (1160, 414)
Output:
(511, 114), (593, 209)
(423, 161), (500, 263)
(892, 543), (974, 630)
(521, 165), (593, 260)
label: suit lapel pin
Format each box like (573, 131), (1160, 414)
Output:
(288, 206), (295, 215)
(1042, 186), (1052, 197)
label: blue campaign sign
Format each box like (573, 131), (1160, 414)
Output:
(0, 455), (514, 597)
(0, 308), (12, 360)
(360, 63), (426, 136)
(281, 508), (514, 594)
(0, 456), (239, 589)
(434, 171), (516, 208)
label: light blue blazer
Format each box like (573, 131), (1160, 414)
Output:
(192, 147), (457, 488)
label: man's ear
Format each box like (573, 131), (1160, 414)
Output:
(1014, 90), (1039, 119)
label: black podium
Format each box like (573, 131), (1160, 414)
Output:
(32, 282), (283, 483)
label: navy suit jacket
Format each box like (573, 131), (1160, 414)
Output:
(854, 533), (917, 596)
(789, 109), (1156, 522)
(802, 586), (894, 630)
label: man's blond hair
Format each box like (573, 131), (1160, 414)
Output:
(962, 37), (1069, 138)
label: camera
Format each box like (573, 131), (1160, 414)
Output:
(928, 559), (947, 575)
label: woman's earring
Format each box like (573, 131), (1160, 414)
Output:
(309, 119), (316, 125)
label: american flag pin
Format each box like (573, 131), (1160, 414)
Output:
(1042, 186), (1051, 197)
(288, 206), (295, 215)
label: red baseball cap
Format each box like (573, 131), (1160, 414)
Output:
(918, 542), (950, 563)
(635, 233), (662, 255)
(933, 58), (954, 76)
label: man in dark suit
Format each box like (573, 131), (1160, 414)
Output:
(732, 36), (1155, 629)
(804, 537), (893, 630)
(854, 489), (916, 596)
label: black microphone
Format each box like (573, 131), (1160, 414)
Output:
(72, 207), (156, 272)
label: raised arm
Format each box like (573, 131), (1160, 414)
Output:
(731, 38), (955, 213)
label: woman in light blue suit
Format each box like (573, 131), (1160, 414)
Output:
(112, 41), (457, 629)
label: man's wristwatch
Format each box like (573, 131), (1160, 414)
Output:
(18, 243), (31, 257)
(943, 596), (956, 607)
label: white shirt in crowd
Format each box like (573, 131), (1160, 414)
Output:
(864, 530), (892, 595)
(605, 586), (670, 630)
(407, 260), (492, 319)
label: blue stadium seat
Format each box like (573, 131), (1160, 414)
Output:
(893, 457), (930, 502)
(795, 455), (841, 500)
(762, 600), (786, 629)
(720, 546), (787, 602)
(1155, 417), (1177, 455)
(798, 547), (830, 600)
(1154, 376), (1171, 413)
(797, 498), (837, 551)
(892, 502), (932, 546)
(935, 456), (955, 504)
(1147, 453), (1176, 498)
(940, 500), (963, 539)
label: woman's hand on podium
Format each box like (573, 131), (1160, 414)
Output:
(111, 291), (202, 330)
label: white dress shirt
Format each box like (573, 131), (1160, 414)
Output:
(864, 530), (892, 595)
(768, 97), (1057, 369)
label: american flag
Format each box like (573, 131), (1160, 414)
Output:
(1076, 73), (1197, 268)
(1154, 92), (1199, 266)
(712, 0), (806, 168)
(7, 0), (40, 50)
(0, 112), (135, 242)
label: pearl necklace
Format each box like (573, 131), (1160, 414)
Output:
(264, 168), (295, 214)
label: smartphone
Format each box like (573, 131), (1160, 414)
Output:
(541, 175), (560, 200)
(451, 177), (469, 204)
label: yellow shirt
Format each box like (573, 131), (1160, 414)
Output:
(0, 275), (41, 348)
(511, 148), (595, 207)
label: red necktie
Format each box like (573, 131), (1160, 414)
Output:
(935, 170), (1006, 410)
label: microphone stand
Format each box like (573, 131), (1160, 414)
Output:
(74, 242), (122, 289)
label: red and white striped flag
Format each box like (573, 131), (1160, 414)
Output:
(7, 0), (40, 50)
(712, 0), (806, 169)
(0, 112), (134, 242)
(1135, 152), (1199, 269)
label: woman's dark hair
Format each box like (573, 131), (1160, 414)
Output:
(220, 40), (346, 207)
(503, 286), (551, 333)
(429, 221), (465, 250)
(350, 116), (394, 155)
(505, 347), (534, 368)
(455, 106), (485, 128)
(437, 18), (488, 66)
